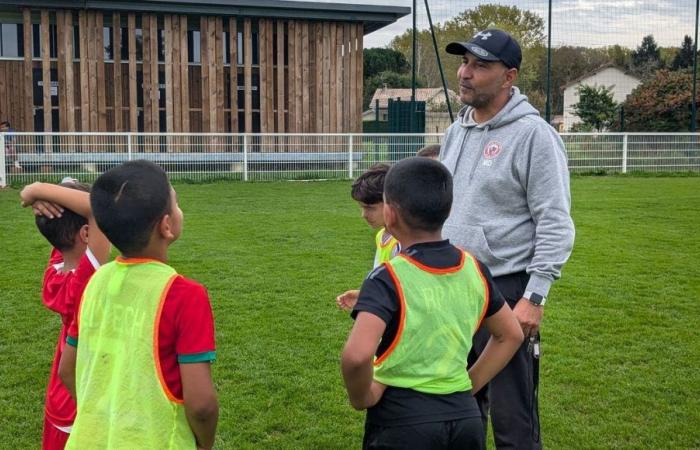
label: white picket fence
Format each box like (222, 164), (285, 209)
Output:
(1, 132), (698, 186)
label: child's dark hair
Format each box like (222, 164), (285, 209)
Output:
(417, 144), (441, 158)
(35, 181), (91, 252)
(91, 160), (172, 255)
(384, 157), (452, 232)
(351, 163), (390, 204)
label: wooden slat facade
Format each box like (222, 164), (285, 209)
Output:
(0, 9), (366, 134)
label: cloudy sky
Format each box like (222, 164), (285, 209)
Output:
(309, 0), (696, 49)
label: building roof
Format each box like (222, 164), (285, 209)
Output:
(561, 64), (640, 91)
(369, 87), (460, 110)
(0, 0), (410, 34)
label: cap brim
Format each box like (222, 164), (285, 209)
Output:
(445, 42), (500, 62)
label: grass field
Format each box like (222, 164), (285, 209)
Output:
(1, 176), (699, 449)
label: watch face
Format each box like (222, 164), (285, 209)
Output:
(529, 293), (544, 305)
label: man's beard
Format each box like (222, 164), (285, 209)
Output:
(461, 90), (496, 109)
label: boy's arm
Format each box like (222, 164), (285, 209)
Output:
(58, 343), (77, 400)
(341, 311), (386, 410)
(20, 182), (90, 217)
(20, 182), (111, 264)
(468, 303), (524, 393)
(181, 363), (218, 450)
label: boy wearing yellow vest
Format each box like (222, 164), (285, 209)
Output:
(337, 164), (400, 311)
(341, 157), (524, 449)
(58, 160), (219, 450)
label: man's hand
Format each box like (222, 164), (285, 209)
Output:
(512, 298), (543, 338)
(336, 290), (359, 312)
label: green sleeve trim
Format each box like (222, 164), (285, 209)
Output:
(66, 336), (78, 347)
(177, 351), (216, 364)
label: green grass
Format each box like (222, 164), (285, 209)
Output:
(1, 177), (699, 449)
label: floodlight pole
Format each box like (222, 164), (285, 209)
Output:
(692, 0), (699, 131)
(411, 0), (416, 133)
(545, 0), (553, 125)
(424, 0), (453, 122)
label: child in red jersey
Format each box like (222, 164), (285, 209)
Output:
(20, 179), (111, 450)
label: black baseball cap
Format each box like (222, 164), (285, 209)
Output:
(446, 29), (522, 70)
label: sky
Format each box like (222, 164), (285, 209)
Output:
(306, 0), (696, 49)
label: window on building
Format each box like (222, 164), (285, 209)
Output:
(32, 23), (57, 58)
(188, 30), (200, 63)
(237, 32), (243, 65)
(103, 26), (112, 60)
(0, 23), (22, 57)
(135, 28), (143, 61)
(120, 27), (128, 60)
(157, 29), (165, 62)
(73, 26), (80, 59)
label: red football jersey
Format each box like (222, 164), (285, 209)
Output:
(67, 258), (216, 400)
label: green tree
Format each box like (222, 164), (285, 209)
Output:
(363, 48), (409, 79)
(572, 85), (618, 132)
(390, 4), (546, 112)
(619, 69), (697, 131)
(630, 35), (662, 78)
(671, 35), (695, 70)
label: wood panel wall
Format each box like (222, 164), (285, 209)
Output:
(0, 10), (365, 134)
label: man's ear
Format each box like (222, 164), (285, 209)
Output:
(157, 214), (176, 241)
(503, 67), (518, 88)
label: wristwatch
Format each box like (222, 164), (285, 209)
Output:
(524, 291), (546, 306)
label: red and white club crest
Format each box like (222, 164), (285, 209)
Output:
(483, 141), (503, 159)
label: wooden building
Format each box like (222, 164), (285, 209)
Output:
(0, 0), (408, 133)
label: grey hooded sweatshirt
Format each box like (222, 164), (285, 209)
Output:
(440, 87), (574, 298)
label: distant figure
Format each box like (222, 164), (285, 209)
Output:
(1, 120), (21, 172)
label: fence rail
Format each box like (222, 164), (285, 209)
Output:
(1, 132), (698, 186)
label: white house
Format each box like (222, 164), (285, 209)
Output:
(562, 66), (641, 131)
(364, 86), (461, 132)
(365, 87), (460, 121)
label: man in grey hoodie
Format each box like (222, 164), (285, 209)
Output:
(440, 29), (575, 449)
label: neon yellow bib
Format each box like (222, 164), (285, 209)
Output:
(373, 227), (400, 268)
(67, 259), (196, 449)
(373, 251), (488, 394)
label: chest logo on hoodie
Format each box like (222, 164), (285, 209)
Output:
(482, 141), (503, 166)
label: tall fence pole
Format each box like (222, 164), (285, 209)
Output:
(545, 0), (553, 125)
(410, 0), (417, 133)
(692, 0), (699, 131)
(348, 134), (354, 179)
(0, 133), (6, 188)
(243, 134), (249, 181)
(622, 133), (628, 174)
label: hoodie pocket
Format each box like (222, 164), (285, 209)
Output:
(457, 225), (509, 267)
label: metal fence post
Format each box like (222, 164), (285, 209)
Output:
(0, 133), (6, 188)
(127, 133), (133, 161)
(348, 134), (354, 179)
(622, 133), (628, 174)
(243, 134), (249, 181)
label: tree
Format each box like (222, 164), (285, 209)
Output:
(572, 85), (618, 132)
(618, 69), (697, 131)
(630, 35), (662, 78)
(363, 48), (409, 79)
(671, 35), (695, 70)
